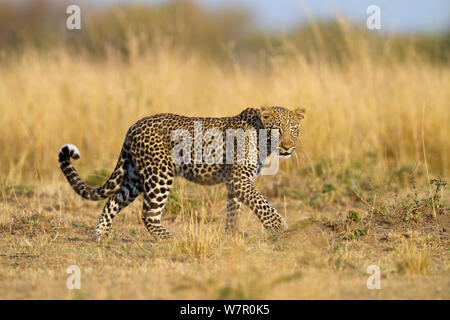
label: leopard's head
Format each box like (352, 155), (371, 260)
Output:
(259, 106), (305, 158)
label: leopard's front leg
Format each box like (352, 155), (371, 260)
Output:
(225, 190), (242, 234)
(226, 173), (288, 233)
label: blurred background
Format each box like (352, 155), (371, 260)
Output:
(0, 0), (448, 62)
(0, 0), (448, 183)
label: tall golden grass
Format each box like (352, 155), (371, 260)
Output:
(0, 39), (448, 184)
(0, 6), (448, 299)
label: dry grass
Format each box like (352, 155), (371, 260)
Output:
(0, 37), (448, 299)
(0, 177), (448, 299)
(0, 43), (448, 183)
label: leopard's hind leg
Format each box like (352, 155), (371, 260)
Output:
(95, 163), (142, 241)
(140, 165), (174, 240)
(141, 182), (174, 240)
(132, 143), (175, 240)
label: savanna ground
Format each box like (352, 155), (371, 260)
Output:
(0, 0), (449, 299)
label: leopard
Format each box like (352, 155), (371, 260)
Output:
(58, 106), (305, 241)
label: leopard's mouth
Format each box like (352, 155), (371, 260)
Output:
(278, 152), (292, 158)
(279, 145), (295, 158)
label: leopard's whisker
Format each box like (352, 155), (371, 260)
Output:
(293, 150), (300, 168)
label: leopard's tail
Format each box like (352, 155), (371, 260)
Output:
(58, 143), (127, 201)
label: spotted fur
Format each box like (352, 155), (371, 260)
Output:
(58, 106), (305, 241)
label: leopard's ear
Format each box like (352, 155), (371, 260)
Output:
(260, 106), (274, 121)
(293, 107), (305, 121)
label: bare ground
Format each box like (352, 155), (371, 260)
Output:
(0, 175), (448, 299)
